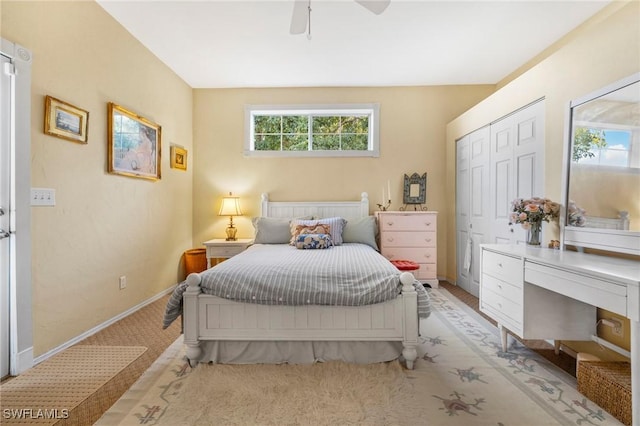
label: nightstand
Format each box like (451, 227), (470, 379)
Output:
(203, 238), (253, 268)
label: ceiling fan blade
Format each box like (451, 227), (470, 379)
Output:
(355, 0), (391, 15)
(290, 0), (308, 34)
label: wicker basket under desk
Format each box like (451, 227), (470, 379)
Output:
(577, 361), (632, 426)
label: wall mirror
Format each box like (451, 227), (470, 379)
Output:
(401, 172), (427, 210)
(561, 72), (640, 255)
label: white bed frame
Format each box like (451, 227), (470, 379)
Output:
(183, 192), (420, 368)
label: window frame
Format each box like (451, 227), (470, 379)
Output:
(244, 103), (380, 158)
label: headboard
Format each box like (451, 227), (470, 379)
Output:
(584, 211), (630, 231)
(260, 192), (370, 220)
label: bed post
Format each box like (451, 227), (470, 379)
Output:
(399, 272), (419, 369)
(360, 192), (369, 217)
(183, 273), (203, 367)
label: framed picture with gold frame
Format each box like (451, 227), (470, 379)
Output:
(108, 103), (161, 181)
(170, 145), (187, 171)
(44, 95), (89, 144)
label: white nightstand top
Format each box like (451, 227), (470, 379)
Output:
(203, 238), (253, 247)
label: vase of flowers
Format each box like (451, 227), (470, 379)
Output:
(509, 197), (560, 246)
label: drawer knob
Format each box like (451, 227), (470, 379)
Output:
(498, 263), (503, 268)
(425, 254), (431, 258)
(387, 222), (394, 226)
(425, 222), (431, 226)
(386, 237), (394, 242)
(425, 238), (432, 242)
(498, 302), (502, 308)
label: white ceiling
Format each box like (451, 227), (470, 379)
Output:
(96, 0), (611, 89)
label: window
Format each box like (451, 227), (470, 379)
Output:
(574, 126), (639, 169)
(244, 104), (380, 157)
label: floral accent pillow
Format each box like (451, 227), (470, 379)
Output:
(295, 234), (332, 249)
(290, 217), (347, 245)
(290, 223), (331, 245)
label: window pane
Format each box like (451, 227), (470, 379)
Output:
(313, 116), (341, 134)
(254, 116), (281, 134)
(313, 135), (340, 150)
(342, 116), (368, 134)
(341, 134), (368, 150)
(282, 115), (308, 133)
(283, 134), (308, 151)
(255, 134), (281, 151)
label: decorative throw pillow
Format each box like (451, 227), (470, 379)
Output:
(295, 234), (332, 249)
(291, 217), (347, 245)
(290, 223), (331, 245)
(342, 216), (379, 250)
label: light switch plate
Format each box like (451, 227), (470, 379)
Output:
(31, 188), (56, 206)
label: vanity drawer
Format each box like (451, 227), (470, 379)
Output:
(378, 214), (436, 232)
(482, 273), (522, 304)
(480, 286), (522, 327)
(380, 231), (436, 248)
(525, 261), (627, 316)
(482, 250), (522, 284)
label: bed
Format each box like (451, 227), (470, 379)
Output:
(169, 192), (429, 369)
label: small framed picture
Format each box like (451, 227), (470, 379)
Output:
(108, 103), (161, 181)
(44, 95), (89, 144)
(170, 145), (187, 171)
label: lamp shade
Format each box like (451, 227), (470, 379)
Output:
(219, 196), (242, 217)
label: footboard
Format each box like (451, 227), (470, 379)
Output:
(182, 272), (419, 368)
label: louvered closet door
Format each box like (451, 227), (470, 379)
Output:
(490, 100), (545, 245)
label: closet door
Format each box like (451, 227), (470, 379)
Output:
(456, 126), (490, 297)
(490, 100), (545, 245)
(455, 135), (471, 293)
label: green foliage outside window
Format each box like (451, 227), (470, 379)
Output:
(254, 114), (369, 152)
(572, 127), (607, 162)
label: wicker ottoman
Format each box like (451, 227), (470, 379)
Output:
(577, 360), (632, 426)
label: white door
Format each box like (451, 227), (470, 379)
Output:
(455, 135), (470, 293)
(1, 53), (12, 378)
(456, 126), (490, 297)
(467, 126), (491, 297)
(490, 100), (545, 245)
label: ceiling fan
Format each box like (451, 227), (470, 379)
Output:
(290, 0), (391, 37)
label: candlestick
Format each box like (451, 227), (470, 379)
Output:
(387, 180), (391, 201)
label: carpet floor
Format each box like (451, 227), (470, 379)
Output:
(97, 287), (622, 425)
(1, 282), (579, 425)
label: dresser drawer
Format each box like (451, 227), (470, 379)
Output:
(482, 273), (522, 304)
(382, 247), (437, 264)
(482, 250), (522, 284)
(380, 231), (436, 248)
(378, 214), (436, 232)
(415, 263), (437, 280)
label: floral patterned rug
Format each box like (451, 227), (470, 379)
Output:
(97, 288), (622, 425)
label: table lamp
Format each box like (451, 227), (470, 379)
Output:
(219, 192), (243, 241)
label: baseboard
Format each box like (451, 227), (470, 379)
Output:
(12, 346), (33, 375)
(33, 286), (175, 366)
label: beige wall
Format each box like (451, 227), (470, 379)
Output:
(192, 86), (494, 263)
(445, 1), (640, 281)
(2, 1), (194, 356)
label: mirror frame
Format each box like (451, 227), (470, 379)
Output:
(560, 72), (640, 256)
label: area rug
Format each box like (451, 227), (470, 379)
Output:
(97, 289), (623, 425)
(0, 345), (147, 425)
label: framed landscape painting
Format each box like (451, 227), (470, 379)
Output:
(108, 103), (161, 181)
(44, 95), (89, 144)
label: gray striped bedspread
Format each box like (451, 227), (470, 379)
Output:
(163, 243), (431, 329)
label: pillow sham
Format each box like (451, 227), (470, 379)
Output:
(342, 215), (379, 250)
(291, 217), (347, 245)
(252, 216), (314, 244)
(295, 233), (332, 249)
(290, 223), (332, 245)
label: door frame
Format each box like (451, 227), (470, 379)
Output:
(1, 38), (33, 375)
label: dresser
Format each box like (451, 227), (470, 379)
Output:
(479, 244), (639, 422)
(376, 211), (438, 287)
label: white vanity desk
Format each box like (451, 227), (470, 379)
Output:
(479, 244), (639, 422)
